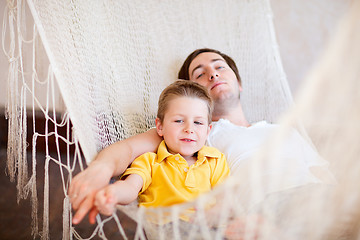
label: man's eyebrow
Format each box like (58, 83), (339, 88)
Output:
(191, 58), (226, 77)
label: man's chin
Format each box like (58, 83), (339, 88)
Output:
(211, 91), (232, 102)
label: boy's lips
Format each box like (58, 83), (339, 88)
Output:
(210, 81), (226, 90)
(180, 138), (195, 142)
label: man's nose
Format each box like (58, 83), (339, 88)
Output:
(209, 71), (219, 81)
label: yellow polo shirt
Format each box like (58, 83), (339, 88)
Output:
(122, 141), (229, 208)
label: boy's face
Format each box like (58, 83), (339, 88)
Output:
(156, 96), (211, 160)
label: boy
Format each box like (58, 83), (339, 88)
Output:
(94, 80), (229, 215)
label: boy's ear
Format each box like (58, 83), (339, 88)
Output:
(155, 118), (163, 137)
(207, 123), (212, 136)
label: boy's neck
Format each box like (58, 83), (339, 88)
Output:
(184, 153), (198, 166)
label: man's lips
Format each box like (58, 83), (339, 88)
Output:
(210, 81), (226, 90)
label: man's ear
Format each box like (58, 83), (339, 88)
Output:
(155, 118), (163, 137)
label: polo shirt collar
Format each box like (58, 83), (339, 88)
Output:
(156, 141), (174, 163)
(198, 145), (221, 158)
(156, 140), (221, 164)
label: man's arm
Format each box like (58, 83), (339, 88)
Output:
(69, 128), (161, 224)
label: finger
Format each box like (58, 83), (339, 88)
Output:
(69, 188), (82, 207)
(68, 181), (79, 203)
(104, 186), (116, 203)
(71, 185), (93, 210)
(106, 194), (115, 204)
(68, 172), (83, 197)
(88, 206), (99, 225)
(68, 182), (75, 197)
(101, 204), (115, 216)
(72, 196), (95, 225)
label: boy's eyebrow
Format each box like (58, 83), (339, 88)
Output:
(171, 114), (208, 120)
(172, 113), (207, 118)
(191, 58), (225, 77)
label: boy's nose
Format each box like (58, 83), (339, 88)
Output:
(184, 124), (194, 133)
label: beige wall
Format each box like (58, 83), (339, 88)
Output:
(0, 1), (351, 110)
(272, 0), (351, 96)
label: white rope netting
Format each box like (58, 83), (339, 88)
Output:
(4, 0), (360, 239)
(24, 0), (291, 163)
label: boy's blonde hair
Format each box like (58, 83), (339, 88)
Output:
(157, 80), (213, 124)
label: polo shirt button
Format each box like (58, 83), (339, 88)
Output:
(175, 157), (179, 161)
(184, 168), (188, 172)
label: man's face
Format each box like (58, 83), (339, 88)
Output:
(188, 52), (242, 104)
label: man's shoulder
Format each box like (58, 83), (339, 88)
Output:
(212, 119), (274, 128)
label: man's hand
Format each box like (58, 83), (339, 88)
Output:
(69, 161), (114, 224)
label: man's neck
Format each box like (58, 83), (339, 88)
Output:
(212, 102), (250, 127)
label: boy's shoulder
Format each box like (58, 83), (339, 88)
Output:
(198, 145), (225, 160)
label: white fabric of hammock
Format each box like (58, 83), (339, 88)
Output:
(5, 0), (360, 239)
(26, 0), (291, 163)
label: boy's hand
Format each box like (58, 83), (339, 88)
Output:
(94, 186), (118, 216)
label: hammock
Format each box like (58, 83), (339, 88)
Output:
(4, 0), (360, 239)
